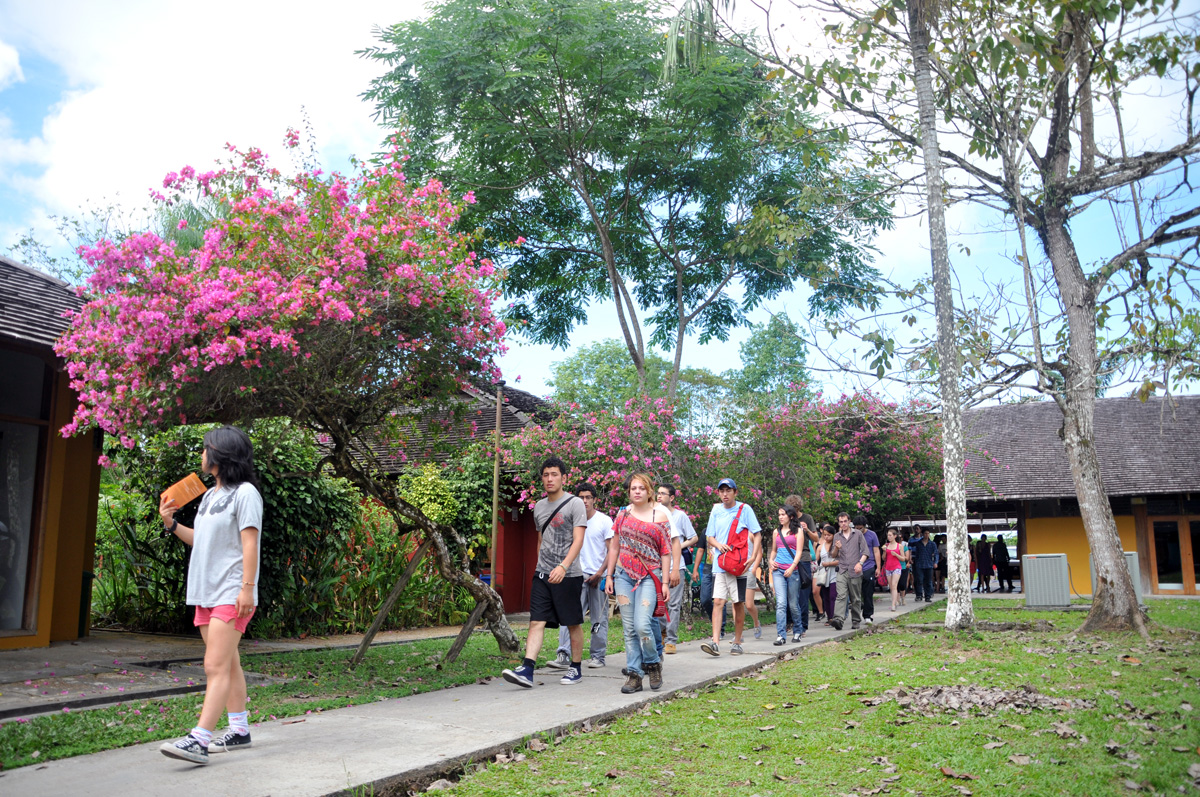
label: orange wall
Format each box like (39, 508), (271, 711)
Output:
(1025, 515), (1138, 595)
(0, 371), (101, 650)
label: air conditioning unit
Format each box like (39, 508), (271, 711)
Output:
(1022, 554), (1071, 608)
(1090, 551), (1143, 605)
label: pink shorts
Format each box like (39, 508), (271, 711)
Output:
(194, 604), (255, 634)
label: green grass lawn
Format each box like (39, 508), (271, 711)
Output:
(430, 599), (1200, 797)
(0, 607), (725, 770)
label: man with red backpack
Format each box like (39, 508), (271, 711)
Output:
(700, 478), (761, 657)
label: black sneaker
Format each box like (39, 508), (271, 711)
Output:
(501, 663), (535, 688)
(792, 632), (803, 643)
(774, 635), (785, 646)
(160, 734), (210, 765)
(208, 729), (252, 752)
(829, 618), (844, 630)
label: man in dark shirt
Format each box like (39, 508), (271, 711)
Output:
(910, 525), (939, 603)
(854, 516), (881, 624)
(992, 534), (1014, 592)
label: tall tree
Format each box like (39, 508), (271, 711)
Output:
(704, 0), (1198, 633)
(361, 0), (888, 401)
(726, 312), (815, 408)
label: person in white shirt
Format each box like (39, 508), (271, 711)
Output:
(656, 485), (697, 654)
(547, 482), (615, 669)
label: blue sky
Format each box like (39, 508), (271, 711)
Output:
(0, 1), (1192, 403)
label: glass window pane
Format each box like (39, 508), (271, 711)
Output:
(0, 350), (47, 419)
(0, 421), (40, 630)
(1154, 520), (1183, 589)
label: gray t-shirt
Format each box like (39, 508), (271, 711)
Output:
(186, 482), (264, 608)
(533, 493), (587, 577)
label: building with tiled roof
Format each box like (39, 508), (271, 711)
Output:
(0, 256), (103, 650)
(961, 396), (1200, 596)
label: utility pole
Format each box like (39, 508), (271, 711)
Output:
(490, 380), (505, 592)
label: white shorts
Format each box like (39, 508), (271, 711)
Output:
(713, 571), (741, 602)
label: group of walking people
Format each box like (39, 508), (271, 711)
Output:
(498, 458), (947, 696)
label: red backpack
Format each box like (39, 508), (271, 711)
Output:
(716, 503), (748, 574)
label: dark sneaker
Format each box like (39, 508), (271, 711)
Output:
(502, 663), (535, 688)
(851, 623), (861, 630)
(792, 632), (803, 643)
(208, 729), (252, 752)
(829, 618), (843, 630)
(774, 635), (785, 646)
(701, 641), (720, 657)
(559, 666), (582, 685)
(160, 734), (210, 765)
(547, 651), (570, 670)
(730, 643), (744, 655)
(621, 673), (643, 694)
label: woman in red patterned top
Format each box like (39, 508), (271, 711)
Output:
(604, 472), (672, 695)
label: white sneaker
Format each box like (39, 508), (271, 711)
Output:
(546, 651), (570, 670)
(587, 657), (605, 669)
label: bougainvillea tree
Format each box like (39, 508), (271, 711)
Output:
(56, 132), (520, 653)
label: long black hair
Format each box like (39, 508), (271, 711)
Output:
(203, 425), (258, 489)
(779, 504), (800, 536)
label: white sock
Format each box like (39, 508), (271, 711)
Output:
(227, 710), (250, 735)
(189, 726), (214, 745)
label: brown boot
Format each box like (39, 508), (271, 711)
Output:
(620, 672), (643, 694)
(646, 662), (663, 691)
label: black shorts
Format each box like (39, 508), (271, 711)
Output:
(529, 573), (584, 629)
(736, 576), (747, 604)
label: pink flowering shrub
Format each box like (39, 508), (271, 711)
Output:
(738, 392), (945, 526)
(502, 396), (722, 526)
(57, 132), (506, 448)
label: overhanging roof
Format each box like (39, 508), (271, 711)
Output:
(964, 395), (1200, 501)
(0, 256), (84, 352)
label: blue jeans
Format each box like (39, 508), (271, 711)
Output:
(649, 617), (664, 658)
(916, 567), (935, 600)
(772, 566), (801, 639)
(614, 568), (661, 676)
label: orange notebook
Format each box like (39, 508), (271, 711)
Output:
(162, 473), (208, 508)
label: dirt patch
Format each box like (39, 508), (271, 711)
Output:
(862, 684), (1096, 715)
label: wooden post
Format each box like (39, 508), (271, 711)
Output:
(439, 598), (490, 668)
(490, 381), (505, 591)
(349, 537), (434, 669)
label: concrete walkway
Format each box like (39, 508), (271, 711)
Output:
(1, 598), (937, 797)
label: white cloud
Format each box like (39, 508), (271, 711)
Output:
(0, 1), (423, 230)
(0, 38), (23, 91)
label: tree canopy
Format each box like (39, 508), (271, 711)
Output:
(361, 0), (890, 399)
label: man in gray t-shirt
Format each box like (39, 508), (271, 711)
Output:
(502, 456), (587, 689)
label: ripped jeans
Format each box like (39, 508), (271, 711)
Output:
(614, 567), (662, 677)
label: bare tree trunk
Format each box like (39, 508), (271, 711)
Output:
(1040, 218), (1148, 638)
(907, 0), (974, 631)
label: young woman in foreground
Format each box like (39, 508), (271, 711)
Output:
(158, 426), (263, 765)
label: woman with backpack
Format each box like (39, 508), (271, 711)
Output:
(604, 472), (672, 694)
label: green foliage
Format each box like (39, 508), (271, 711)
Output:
(362, 0), (889, 388)
(91, 420), (476, 638)
(725, 313), (814, 409)
(547, 339), (729, 432)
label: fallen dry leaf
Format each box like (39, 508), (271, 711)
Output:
(1008, 755), (1032, 765)
(605, 770), (620, 779)
(983, 741), (1006, 749)
(1188, 763), (1200, 779)
(758, 725), (776, 731)
(1120, 656), (1142, 666)
(1123, 779), (1143, 790)
(528, 738), (548, 752)
(940, 766), (978, 780)
(425, 779), (455, 792)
